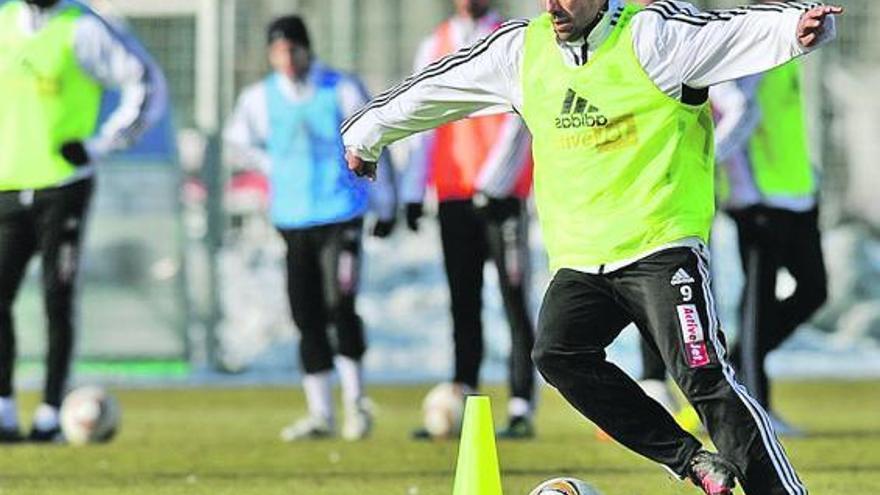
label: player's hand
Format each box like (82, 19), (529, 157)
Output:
(797, 5), (843, 48)
(60, 140), (90, 167)
(405, 202), (423, 232)
(371, 218), (396, 238)
(345, 150), (377, 181)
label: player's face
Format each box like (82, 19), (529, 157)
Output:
(268, 39), (310, 80)
(631, 0), (654, 5)
(544, 0), (606, 42)
(454, 0), (491, 19)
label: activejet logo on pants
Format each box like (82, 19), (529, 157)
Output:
(676, 304), (710, 368)
(555, 89), (608, 129)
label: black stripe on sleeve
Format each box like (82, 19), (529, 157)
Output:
(643, 0), (816, 26)
(340, 19), (528, 135)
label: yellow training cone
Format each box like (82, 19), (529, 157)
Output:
(452, 395), (503, 495)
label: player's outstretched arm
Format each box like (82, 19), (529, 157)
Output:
(341, 20), (527, 180)
(634, 1), (844, 92)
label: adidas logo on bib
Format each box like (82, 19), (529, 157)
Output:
(555, 89), (608, 129)
(670, 268), (695, 286)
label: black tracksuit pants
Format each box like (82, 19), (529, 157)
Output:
(0, 179), (93, 408)
(279, 218), (365, 374)
(640, 333), (668, 381)
(532, 246), (807, 495)
(730, 206), (827, 410)
(437, 199), (535, 404)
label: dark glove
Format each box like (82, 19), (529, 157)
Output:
(371, 218), (396, 238)
(474, 194), (521, 222)
(60, 141), (89, 167)
(405, 202), (424, 232)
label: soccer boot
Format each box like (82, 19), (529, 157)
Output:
(341, 398), (373, 441)
(688, 450), (737, 495)
(28, 426), (63, 444)
(0, 427), (22, 444)
(0, 397), (20, 443)
(410, 425), (454, 440)
(411, 424), (464, 441)
(29, 404), (63, 444)
(410, 426), (433, 440)
(280, 415), (333, 442)
(496, 415), (535, 440)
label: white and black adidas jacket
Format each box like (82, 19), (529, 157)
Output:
(16, 0), (166, 176)
(341, 0), (836, 272)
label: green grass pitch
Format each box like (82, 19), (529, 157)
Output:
(0, 381), (877, 494)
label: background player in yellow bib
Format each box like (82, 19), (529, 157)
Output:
(712, 51), (828, 437)
(343, 1), (841, 494)
(0, 0), (165, 442)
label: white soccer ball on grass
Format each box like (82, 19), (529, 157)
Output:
(529, 477), (603, 495)
(60, 386), (120, 446)
(421, 382), (471, 439)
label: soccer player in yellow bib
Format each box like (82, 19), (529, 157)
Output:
(0, 0), (165, 443)
(343, 1), (841, 494)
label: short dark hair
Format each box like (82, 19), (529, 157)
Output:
(267, 15), (311, 51)
(24, 0), (61, 7)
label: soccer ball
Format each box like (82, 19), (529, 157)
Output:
(60, 386), (120, 446)
(529, 478), (603, 495)
(421, 382), (470, 439)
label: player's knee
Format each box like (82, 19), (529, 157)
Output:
(532, 341), (586, 382)
(531, 340), (555, 381)
(44, 291), (74, 324)
(336, 331), (366, 361)
(299, 341), (334, 374)
(330, 301), (361, 330)
(674, 365), (728, 401)
(301, 358), (333, 375)
(500, 277), (527, 298)
(290, 305), (325, 335)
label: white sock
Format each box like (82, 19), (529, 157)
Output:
(508, 397), (532, 419)
(639, 379), (678, 413)
(33, 403), (60, 431)
(334, 356), (364, 409)
(302, 371), (334, 424)
(0, 397), (19, 429)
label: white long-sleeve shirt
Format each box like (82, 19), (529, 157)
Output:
(400, 11), (532, 203)
(224, 63), (398, 222)
(16, 0), (167, 178)
(342, 0), (836, 272)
